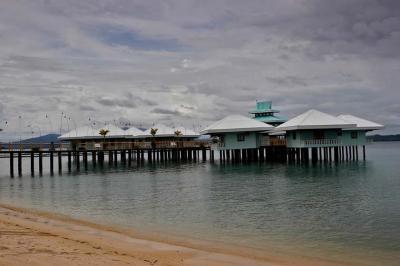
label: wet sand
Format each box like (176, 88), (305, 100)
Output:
(0, 203), (350, 266)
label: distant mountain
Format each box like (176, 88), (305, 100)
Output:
(367, 134), (400, 142)
(18, 134), (61, 144)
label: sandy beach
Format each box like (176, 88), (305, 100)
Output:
(0, 203), (352, 266)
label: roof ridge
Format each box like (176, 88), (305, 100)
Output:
(298, 109), (315, 125)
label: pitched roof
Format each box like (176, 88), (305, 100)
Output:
(136, 124), (199, 138)
(200, 114), (274, 134)
(125, 126), (144, 136)
(276, 109), (356, 131)
(58, 124), (126, 140)
(337, 114), (384, 131)
(253, 114), (288, 123)
(174, 126), (199, 137)
(99, 124), (126, 137)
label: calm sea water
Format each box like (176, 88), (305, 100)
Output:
(0, 142), (399, 264)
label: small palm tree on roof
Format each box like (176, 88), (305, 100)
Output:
(150, 128), (158, 137)
(99, 128), (109, 140)
(174, 130), (182, 137)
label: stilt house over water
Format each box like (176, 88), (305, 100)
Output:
(275, 109), (383, 161)
(59, 124), (128, 150)
(200, 115), (274, 150)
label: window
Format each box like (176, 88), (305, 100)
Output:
(337, 130), (342, 136)
(237, 134), (246, 142)
(351, 131), (358, 139)
(293, 132), (296, 140)
(313, 130), (325, 139)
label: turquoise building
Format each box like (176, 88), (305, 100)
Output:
(275, 109), (383, 161)
(249, 101), (288, 126)
(200, 115), (274, 150)
(276, 110), (383, 148)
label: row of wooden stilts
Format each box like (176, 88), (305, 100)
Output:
(6, 148), (211, 177)
(5, 145), (366, 177)
(286, 145), (366, 163)
(216, 145), (366, 163)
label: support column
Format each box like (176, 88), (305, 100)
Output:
(109, 150), (113, 166)
(58, 151), (62, 173)
(128, 149), (132, 166)
(30, 151), (35, 176)
(355, 146), (359, 160)
(363, 145), (366, 160)
(18, 152), (22, 176)
(39, 151), (43, 175)
(92, 150), (97, 167)
(50, 151), (54, 175)
(67, 151), (71, 171)
(83, 151), (88, 170)
(311, 147), (318, 164)
(76, 151), (80, 171)
(10, 152), (14, 177)
(121, 150), (126, 165)
(99, 151), (104, 166)
(334, 147), (339, 162)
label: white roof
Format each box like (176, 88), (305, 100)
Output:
(125, 126), (144, 136)
(99, 124), (126, 137)
(276, 109), (356, 131)
(134, 124), (199, 138)
(58, 124), (126, 140)
(200, 114), (274, 134)
(137, 124), (175, 137)
(337, 114), (384, 131)
(174, 126), (200, 137)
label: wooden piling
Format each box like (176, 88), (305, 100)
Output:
(355, 146), (359, 160)
(92, 151), (97, 167)
(108, 150), (113, 165)
(83, 151), (88, 170)
(334, 147), (339, 162)
(67, 151), (71, 171)
(99, 151), (104, 166)
(18, 152), (22, 176)
(50, 151), (54, 175)
(58, 151), (62, 173)
(30, 151), (35, 176)
(127, 150), (132, 166)
(9, 152), (14, 177)
(76, 152), (80, 170)
(121, 150), (126, 165)
(39, 151), (43, 175)
(362, 145), (366, 160)
(311, 148), (318, 163)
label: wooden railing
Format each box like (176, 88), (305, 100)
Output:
(94, 141), (207, 150)
(303, 139), (340, 146)
(270, 139), (287, 146)
(1, 141), (209, 151)
(1, 143), (71, 151)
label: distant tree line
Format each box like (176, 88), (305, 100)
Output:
(367, 134), (400, 141)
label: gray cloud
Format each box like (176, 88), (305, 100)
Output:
(151, 108), (181, 116)
(266, 76), (308, 87)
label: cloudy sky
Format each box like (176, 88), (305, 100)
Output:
(0, 0), (399, 139)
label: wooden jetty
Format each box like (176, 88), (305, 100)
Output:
(0, 140), (366, 177)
